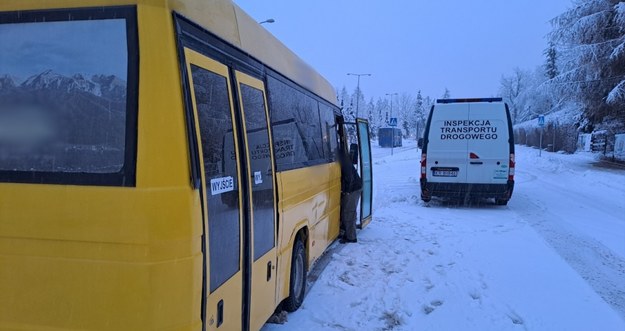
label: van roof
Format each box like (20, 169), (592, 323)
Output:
(436, 98), (503, 104)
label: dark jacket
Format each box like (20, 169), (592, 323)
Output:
(340, 152), (363, 193)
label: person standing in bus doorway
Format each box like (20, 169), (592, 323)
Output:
(339, 148), (362, 244)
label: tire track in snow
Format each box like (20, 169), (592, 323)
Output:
(512, 191), (625, 320)
(516, 169), (625, 222)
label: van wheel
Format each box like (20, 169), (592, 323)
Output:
(495, 199), (508, 206)
(284, 238), (306, 312)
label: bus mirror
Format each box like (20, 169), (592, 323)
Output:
(418, 138), (423, 149)
(349, 143), (359, 164)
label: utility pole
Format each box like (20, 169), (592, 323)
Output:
(347, 73), (371, 119)
(386, 92), (398, 156)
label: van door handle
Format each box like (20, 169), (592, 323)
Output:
(470, 161), (483, 165)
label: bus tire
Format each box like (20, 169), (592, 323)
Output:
(284, 238), (306, 312)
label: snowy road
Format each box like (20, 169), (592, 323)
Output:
(511, 146), (625, 321)
(263, 141), (625, 331)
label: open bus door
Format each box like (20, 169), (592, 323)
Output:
(355, 119), (373, 228)
(342, 118), (373, 229)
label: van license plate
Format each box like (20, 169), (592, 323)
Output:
(433, 170), (458, 177)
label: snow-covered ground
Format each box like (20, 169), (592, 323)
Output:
(263, 140), (625, 331)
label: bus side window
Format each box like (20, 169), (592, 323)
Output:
(267, 76), (323, 170)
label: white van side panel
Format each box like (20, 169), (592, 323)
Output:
(466, 103), (510, 184)
(426, 103), (469, 183)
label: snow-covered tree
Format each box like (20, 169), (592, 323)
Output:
(363, 97), (389, 137)
(394, 93), (413, 137)
(366, 98), (377, 138)
(352, 85), (367, 119)
(607, 1), (625, 107)
(499, 67), (530, 124)
(338, 86), (353, 121)
(412, 90), (427, 139)
(374, 97), (387, 130)
(333, 86), (443, 140)
(518, 67), (559, 121)
(548, 0), (625, 131)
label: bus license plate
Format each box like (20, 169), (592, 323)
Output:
(433, 170), (458, 177)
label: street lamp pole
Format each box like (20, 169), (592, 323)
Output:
(386, 92), (398, 156)
(347, 73), (371, 119)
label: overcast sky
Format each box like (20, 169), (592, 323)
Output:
(235, 0), (572, 102)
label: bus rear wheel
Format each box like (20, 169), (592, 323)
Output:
(284, 238), (306, 312)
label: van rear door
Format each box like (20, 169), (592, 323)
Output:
(426, 103), (469, 183)
(466, 102), (510, 184)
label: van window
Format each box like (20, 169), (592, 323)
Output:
(0, 7), (138, 186)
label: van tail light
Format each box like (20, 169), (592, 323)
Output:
(469, 152), (480, 159)
(421, 154), (427, 179)
(508, 153), (515, 181)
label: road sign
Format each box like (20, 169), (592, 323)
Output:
(389, 117), (398, 127)
(538, 115), (545, 127)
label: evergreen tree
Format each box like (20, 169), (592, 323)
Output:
(352, 85), (366, 119)
(397, 93), (414, 137)
(375, 97), (389, 128)
(338, 86), (354, 122)
(544, 42), (558, 79)
(415, 90), (426, 138)
(549, 0), (625, 131)
(367, 98), (377, 138)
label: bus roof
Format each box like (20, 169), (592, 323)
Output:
(2, 0), (338, 105)
(185, 0), (337, 105)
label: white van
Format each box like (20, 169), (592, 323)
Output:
(419, 98), (515, 205)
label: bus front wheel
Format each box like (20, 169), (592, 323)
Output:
(284, 238), (307, 312)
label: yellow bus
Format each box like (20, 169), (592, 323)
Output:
(0, 0), (373, 330)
